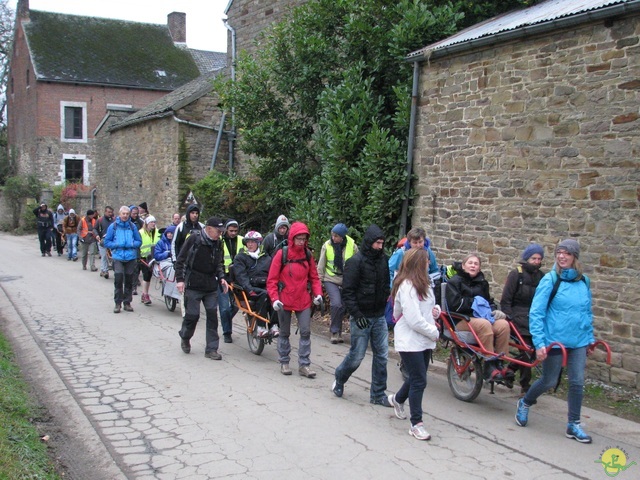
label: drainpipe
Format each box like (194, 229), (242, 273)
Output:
(90, 187), (97, 210)
(224, 19), (237, 173)
(399, 61), (420, 238)
(211, 112), (227, 171)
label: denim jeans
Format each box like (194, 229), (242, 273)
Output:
(277, 309), (312, 366)
(98, 244), (110, 273)
(66, 234), (78, 259)
(523, 346), (587, 423)
(396, 350), (432, 426)
(218, 286), (237, 336)
(334, 315), (388, 401)
(180, 289), (220, 354)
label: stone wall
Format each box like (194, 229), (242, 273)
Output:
(413, 15), (640, 388)
(94, 94), (227, 224)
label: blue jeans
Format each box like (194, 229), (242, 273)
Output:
(396, 350), (431, 426)
(218, 286), (237, 336)
(98, 244), (110, 273)
(66, 234), (78, 259)
(334, 315), (388, 401)
(523, 346), (587, 423)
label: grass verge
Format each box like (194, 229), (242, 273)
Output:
(0, 332), (62, 479)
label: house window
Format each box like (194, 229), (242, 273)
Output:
(60, 101), (87, 142)
(65, 158), (84, 182)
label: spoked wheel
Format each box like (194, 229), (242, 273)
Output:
(165, 295), (177, 312)
(447, 346), (483, 402)
(246, 314), (265, 355)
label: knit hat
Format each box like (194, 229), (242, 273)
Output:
(206, 217), (224, 228)
(556, 239), (580, 259)
(139, 202), (148, 211)
(522, 243), (544, 261)
(145, 215), (156, 224)
(331, 223), (348, 238)
(275, 215), (290, 230)
(225, 219), (239, 229)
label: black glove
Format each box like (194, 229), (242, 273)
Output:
(355, 316), (370, 329)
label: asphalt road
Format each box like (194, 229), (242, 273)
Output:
(0, 233), (638, 479)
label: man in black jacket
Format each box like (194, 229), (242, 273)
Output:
(332, 224), (392, 407)
(175, 217), (229, 360)
(94, 206), (115, 279)
(33, 203), (55, 256)
(172, 204), (204, 261)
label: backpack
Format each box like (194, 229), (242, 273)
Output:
(280, 245), (312, 271)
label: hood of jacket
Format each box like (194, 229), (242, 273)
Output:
(287, 222), (310, 258)
(162, 225), (177, 242)
(361, 224), (385, 258)
(56, 204), (65, 212)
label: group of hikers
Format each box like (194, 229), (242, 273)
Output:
(36, 202), (596, 444)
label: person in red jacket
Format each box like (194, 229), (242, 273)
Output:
(267, 222), (323, 378)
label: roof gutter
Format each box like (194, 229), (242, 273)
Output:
(408, 0), (640, 63)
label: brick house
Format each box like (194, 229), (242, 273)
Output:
(407, 0), (640, 387)
(6, 0), (224, 187)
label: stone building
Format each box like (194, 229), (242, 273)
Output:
(407, 0), (640, 387)
(6, 0), (223, 187)
(94, 71), (227, 224)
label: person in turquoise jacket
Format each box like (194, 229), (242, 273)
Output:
(388, 227), (439, 288)
(104, 206), (142, 313)
(515, 239), (596, 444)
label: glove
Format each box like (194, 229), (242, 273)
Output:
(492, 310), (507, 320)
(355, 316), (370, 329)
(313, 295), (323, 306)
(273, 300), (283, 311)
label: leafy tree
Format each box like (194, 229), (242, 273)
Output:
(218, 0), (539, 248)
(0, 0), (14, 125)
(3, 174), (41, 229)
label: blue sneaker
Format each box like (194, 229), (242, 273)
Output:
(566, 422), (592, 443)
(332, 379), (343, 398)
(515, 398), (529, 427)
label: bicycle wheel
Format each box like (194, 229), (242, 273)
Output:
(165, 295), (177, 312)
(447, 347), (483, 402)
(246, 315), (265, 355)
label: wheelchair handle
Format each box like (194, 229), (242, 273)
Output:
(588, 340), (612, 364)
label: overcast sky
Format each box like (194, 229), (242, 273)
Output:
(7, 0), (228, 52)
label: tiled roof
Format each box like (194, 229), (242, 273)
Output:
(408, 0), (638, 60)
(24, 10), (201, 90)
(189, 49), (226, 74)
(108, 70), (223, 132)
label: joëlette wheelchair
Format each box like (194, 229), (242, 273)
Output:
(437, 284), (611, 402)
(227, 267), (278, 355)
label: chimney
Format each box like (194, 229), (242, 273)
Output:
(17, 0), (30, 20)
(167, 12), (186, 43)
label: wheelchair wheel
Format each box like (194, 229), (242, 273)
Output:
(246, 315), (265, 355)
(165, 295), (177, 312)
(447, 347), (483, 402)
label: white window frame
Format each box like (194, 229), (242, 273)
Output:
(60, 101), (88, 143)
(57, 154), (90, 186)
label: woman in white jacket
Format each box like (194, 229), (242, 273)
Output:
(388, 248), (441, 441)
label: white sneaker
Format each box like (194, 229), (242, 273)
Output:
(257, 326), (269, 337)
(409, 423), (431, 441)
(389, 394), (407, 420)
(270, 324), (280, 337)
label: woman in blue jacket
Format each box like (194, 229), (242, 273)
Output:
(515, 239), (595, 444)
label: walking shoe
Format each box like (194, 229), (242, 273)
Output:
(123, 303), (134, 312)
(83, 265), (87, 270)
(257, 326), (269, 338)
(515, 398), (530, 427)
(409, 423), (431, 441)
(41, 253), (45, 257)
(141, 293), (152, 305)
(132, 286), (137, 295)
(281, 363), (292, 375)
(204, 351), (222, 360)
(57, 252), (62, 256)
(181, 338), (191, 354)
(483, 361), (505, 382)
(337, 333), (344, 343)
(67, 257), (72, 261)
(270, 324), (280, 337)
(223, 333), (233, 343)
(100, 271), (105, 277)
(299, 366), (316, 378)
(371, 396), (393, 408)
(104, 271), (109, 279)
(566, 422), (592, 443)
(46, 251), (52, 256)
(389, 394), (407, 420)
(332, 379), (343, 397)
(113, 304), (121, 314)
(90, 266), (98, 272)
(73, 257), (78, 262)
(330, 333), (339, 344)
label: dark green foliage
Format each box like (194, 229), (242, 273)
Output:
(4, 175), (41, 229)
